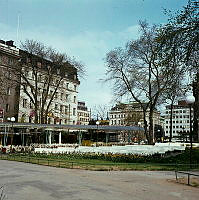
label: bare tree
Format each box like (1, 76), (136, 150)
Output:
(105, 22), (180, 144)
(10, 39), (85, 124)
(92, 104), (110, 120)
(158, 0), (199, 140)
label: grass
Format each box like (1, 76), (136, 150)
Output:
(0, 154), (197, 171)
(0, 148), (198, 171)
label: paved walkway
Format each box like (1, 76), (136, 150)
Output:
(0, 160), (198, 200)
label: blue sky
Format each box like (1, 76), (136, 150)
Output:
(0, 0), (188, 110)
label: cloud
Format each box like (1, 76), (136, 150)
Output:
(0, 22), (139, 109)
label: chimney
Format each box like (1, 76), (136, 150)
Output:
(0, 40), (6, 44)
(6, 40), (14, 47)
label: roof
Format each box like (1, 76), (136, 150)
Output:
(0, 122), (144, 132)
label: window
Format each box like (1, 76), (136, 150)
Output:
(66, 83), (69, 89)
(23, 99), (27, 108)
(74, 85), (77, 91)
(55, 92), (58, 99)
(73, 108), (76, 116)
(66, 94), (69, 101)
(61, 93), (64, 100)
(74, 96), (76, 103)
(55, 104), (58, 110)
(37, 62), (41, 68)
(60, 105), (63, 113)
(38, 74), (42, 82)
(6, 104), (9, 112)
(7, 87), (11, 95)
(30, 101), (34, 109)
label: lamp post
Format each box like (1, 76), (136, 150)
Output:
(186, 95), (195, 168)
(138, 122), (142, 144)
(7, 117), (15, 146)
(96, 121), (100, 147)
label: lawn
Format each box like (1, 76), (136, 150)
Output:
(0, 148), (198, 171)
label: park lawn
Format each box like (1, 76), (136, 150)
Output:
(0, 148), (198, 171)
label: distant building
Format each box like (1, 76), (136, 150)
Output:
(109, 102), (161, 127)
(164, 100), (193, 141)
(77, 101), (91, 125)
(109, 102), (162, 142)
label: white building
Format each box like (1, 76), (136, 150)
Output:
(164, 100), (193, 141)
(0, 40), (80, 125)
(77, 101), (90, 125)
(109, 102), (161, 127)
(18, 51), (80, 125)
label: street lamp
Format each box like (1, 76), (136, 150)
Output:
(96, 121), (100, 147)
(186, 95), (195, 168)
(138, 122), (142, 144)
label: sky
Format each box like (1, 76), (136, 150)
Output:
(0, 0), (189, 110)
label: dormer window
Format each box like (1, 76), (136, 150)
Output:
(57, 68), (60, 75)
(47, 65), (51, 72)
(37, 62), (41, 68)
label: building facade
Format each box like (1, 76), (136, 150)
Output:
(109, 103), (161, 127)
(164, 100), (193, 141)
(0, 40), (20, 121)
(109, 102), (162, 142)
(77, 101), (90, 125)
(0, 40), (80, 125)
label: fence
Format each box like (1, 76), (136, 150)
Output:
(0, 153), (199, 171)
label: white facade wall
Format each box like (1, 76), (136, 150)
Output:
(18, 69), (79, 125)
(164, 106), (193, 138)
(77, 109), (90, 125)
(109, 108), (161, 127)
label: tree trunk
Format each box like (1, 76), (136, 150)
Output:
(193, 72), (199, 142)
(148, 109), (154, 145)
(169, 103), (173, 142)
(143, 111), (149, 144)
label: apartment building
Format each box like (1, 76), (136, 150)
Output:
(0, 40), (20, 121)
(164, 100), (193, 140)
(109, 102), (161, 127)
(0, 40), (80, 125)
(77, 101), (90, 125)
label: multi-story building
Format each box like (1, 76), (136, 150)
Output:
(0, 40), (20, 121)
(164, 100), (193, 141)
(109, 102), (162, 142)
(77, 101), (90, 125)
(109, 102), (161, 127)
(0, 40), (80, 125)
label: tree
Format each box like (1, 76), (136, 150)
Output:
(10, 39), (85, 124)
(105, 22), (178, 144)
(92, 104), (110, 120)
(157, 0), (199, 141)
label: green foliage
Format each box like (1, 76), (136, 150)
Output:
(19, 148), (199, 164)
